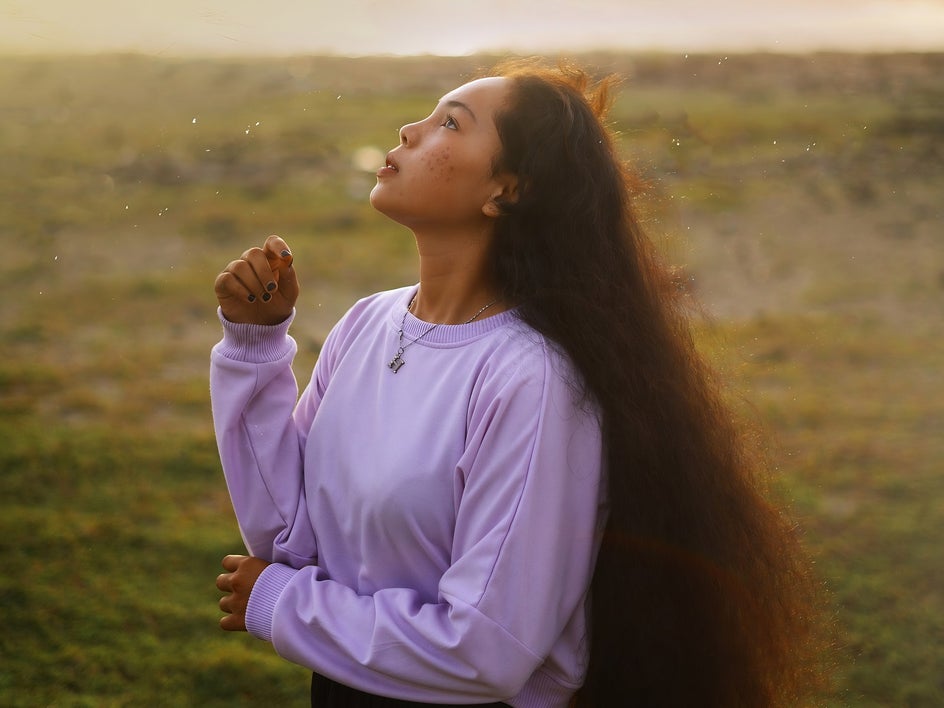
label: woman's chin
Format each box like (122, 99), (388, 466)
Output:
(368, 184), (386, 213)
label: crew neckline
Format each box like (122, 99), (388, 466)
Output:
(390, 286), (519, 347)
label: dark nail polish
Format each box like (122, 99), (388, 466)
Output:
(266, 281), (276, 291)
(247, 294), (256, 303)
(280, 249), (291, 257)
(262, 292), (271, 302)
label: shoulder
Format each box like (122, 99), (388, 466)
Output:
(491, 319), (580, 387)
(469, 318), (594, 421)
(308, 286), (411, 383)
(342, 285), (413, 326)
(323, 285), (412, 347)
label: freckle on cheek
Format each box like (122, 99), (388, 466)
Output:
(424, 151), (455, 180)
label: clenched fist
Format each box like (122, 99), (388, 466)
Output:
(214, 234), (299, 325)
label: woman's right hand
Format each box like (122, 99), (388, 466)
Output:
(214, 234), (299, 325)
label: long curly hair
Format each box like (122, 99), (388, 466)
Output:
(485, 59), (829, 707)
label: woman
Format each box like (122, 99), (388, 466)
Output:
(213, 61), (824, 707)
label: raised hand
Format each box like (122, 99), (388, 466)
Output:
(214, 234), (299, 325)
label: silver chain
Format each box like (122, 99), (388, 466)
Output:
(387, 296), (498, 373)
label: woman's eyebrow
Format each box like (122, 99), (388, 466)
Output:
(439, 99), (478, 123)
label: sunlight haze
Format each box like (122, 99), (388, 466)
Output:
(2, 0), (943, 55)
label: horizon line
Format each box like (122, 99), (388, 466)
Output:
(2, 45), (942, 60)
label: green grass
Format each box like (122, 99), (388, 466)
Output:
(0, 422), (312, 706)
(1, 51), (942, 705)
(727, 315), (944, 706)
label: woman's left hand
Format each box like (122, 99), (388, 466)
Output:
(216, 554), (271, 631)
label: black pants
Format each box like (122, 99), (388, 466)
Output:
(311, 673), (511, 707)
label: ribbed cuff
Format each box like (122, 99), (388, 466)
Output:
(215, 307), (296, 363)
(510, 668), (578, 708)
(245, 562), (298, 642)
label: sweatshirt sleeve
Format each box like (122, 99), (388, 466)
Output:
(244, 343), (604, 703)
(209, 308), (318, 568)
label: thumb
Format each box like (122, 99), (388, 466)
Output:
(276, 257), (299, 304)
(262, 235), (299, 303)
(262, 234), (292, 269)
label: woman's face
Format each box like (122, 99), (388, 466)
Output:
(369, 77), (513, 231)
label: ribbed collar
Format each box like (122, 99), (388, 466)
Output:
(390, 286), (520, 347)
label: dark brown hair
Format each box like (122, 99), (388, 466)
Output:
(486, 59), (828, 706)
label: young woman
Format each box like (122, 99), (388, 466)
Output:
(212, 61), (824, 707)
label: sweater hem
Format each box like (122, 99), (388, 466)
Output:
(509, 668), (579, 708)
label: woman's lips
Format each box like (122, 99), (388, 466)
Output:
(377, 154), (399, 177)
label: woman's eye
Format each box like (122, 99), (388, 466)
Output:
(442, 115), (458, 130)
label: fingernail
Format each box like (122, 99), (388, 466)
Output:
(262, 292), (271, 302)
(266, 281), (276, 292)
(280, 249), (291, 257)
(247, 294), (256, 303)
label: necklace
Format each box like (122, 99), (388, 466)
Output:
(388, 296), (498, 373)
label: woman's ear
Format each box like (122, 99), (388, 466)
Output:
(482, 174), (518, 218)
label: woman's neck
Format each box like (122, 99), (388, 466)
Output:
(411, 227), (502, 324)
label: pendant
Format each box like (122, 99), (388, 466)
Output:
(388, 353), (405, 373)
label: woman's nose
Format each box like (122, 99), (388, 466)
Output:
(399, 122), (417, 146)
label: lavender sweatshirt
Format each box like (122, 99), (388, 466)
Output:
(210, 286), (604, 707)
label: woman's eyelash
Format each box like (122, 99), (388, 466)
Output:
(442, 115), (458, 130)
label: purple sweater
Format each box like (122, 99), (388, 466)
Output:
(210, 286), (604, 707)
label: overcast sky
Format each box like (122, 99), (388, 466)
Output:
(2, 0), (943, 56)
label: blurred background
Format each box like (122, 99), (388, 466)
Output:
(1, 2), (942, 705)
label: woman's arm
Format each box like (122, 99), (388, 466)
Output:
(210, 235), (317, 566)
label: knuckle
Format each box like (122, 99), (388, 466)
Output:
(214, 274), (236, 297)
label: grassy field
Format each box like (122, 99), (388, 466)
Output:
(1, 51), (942, 706)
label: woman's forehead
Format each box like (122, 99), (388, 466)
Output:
(439, 77), (510, 109)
